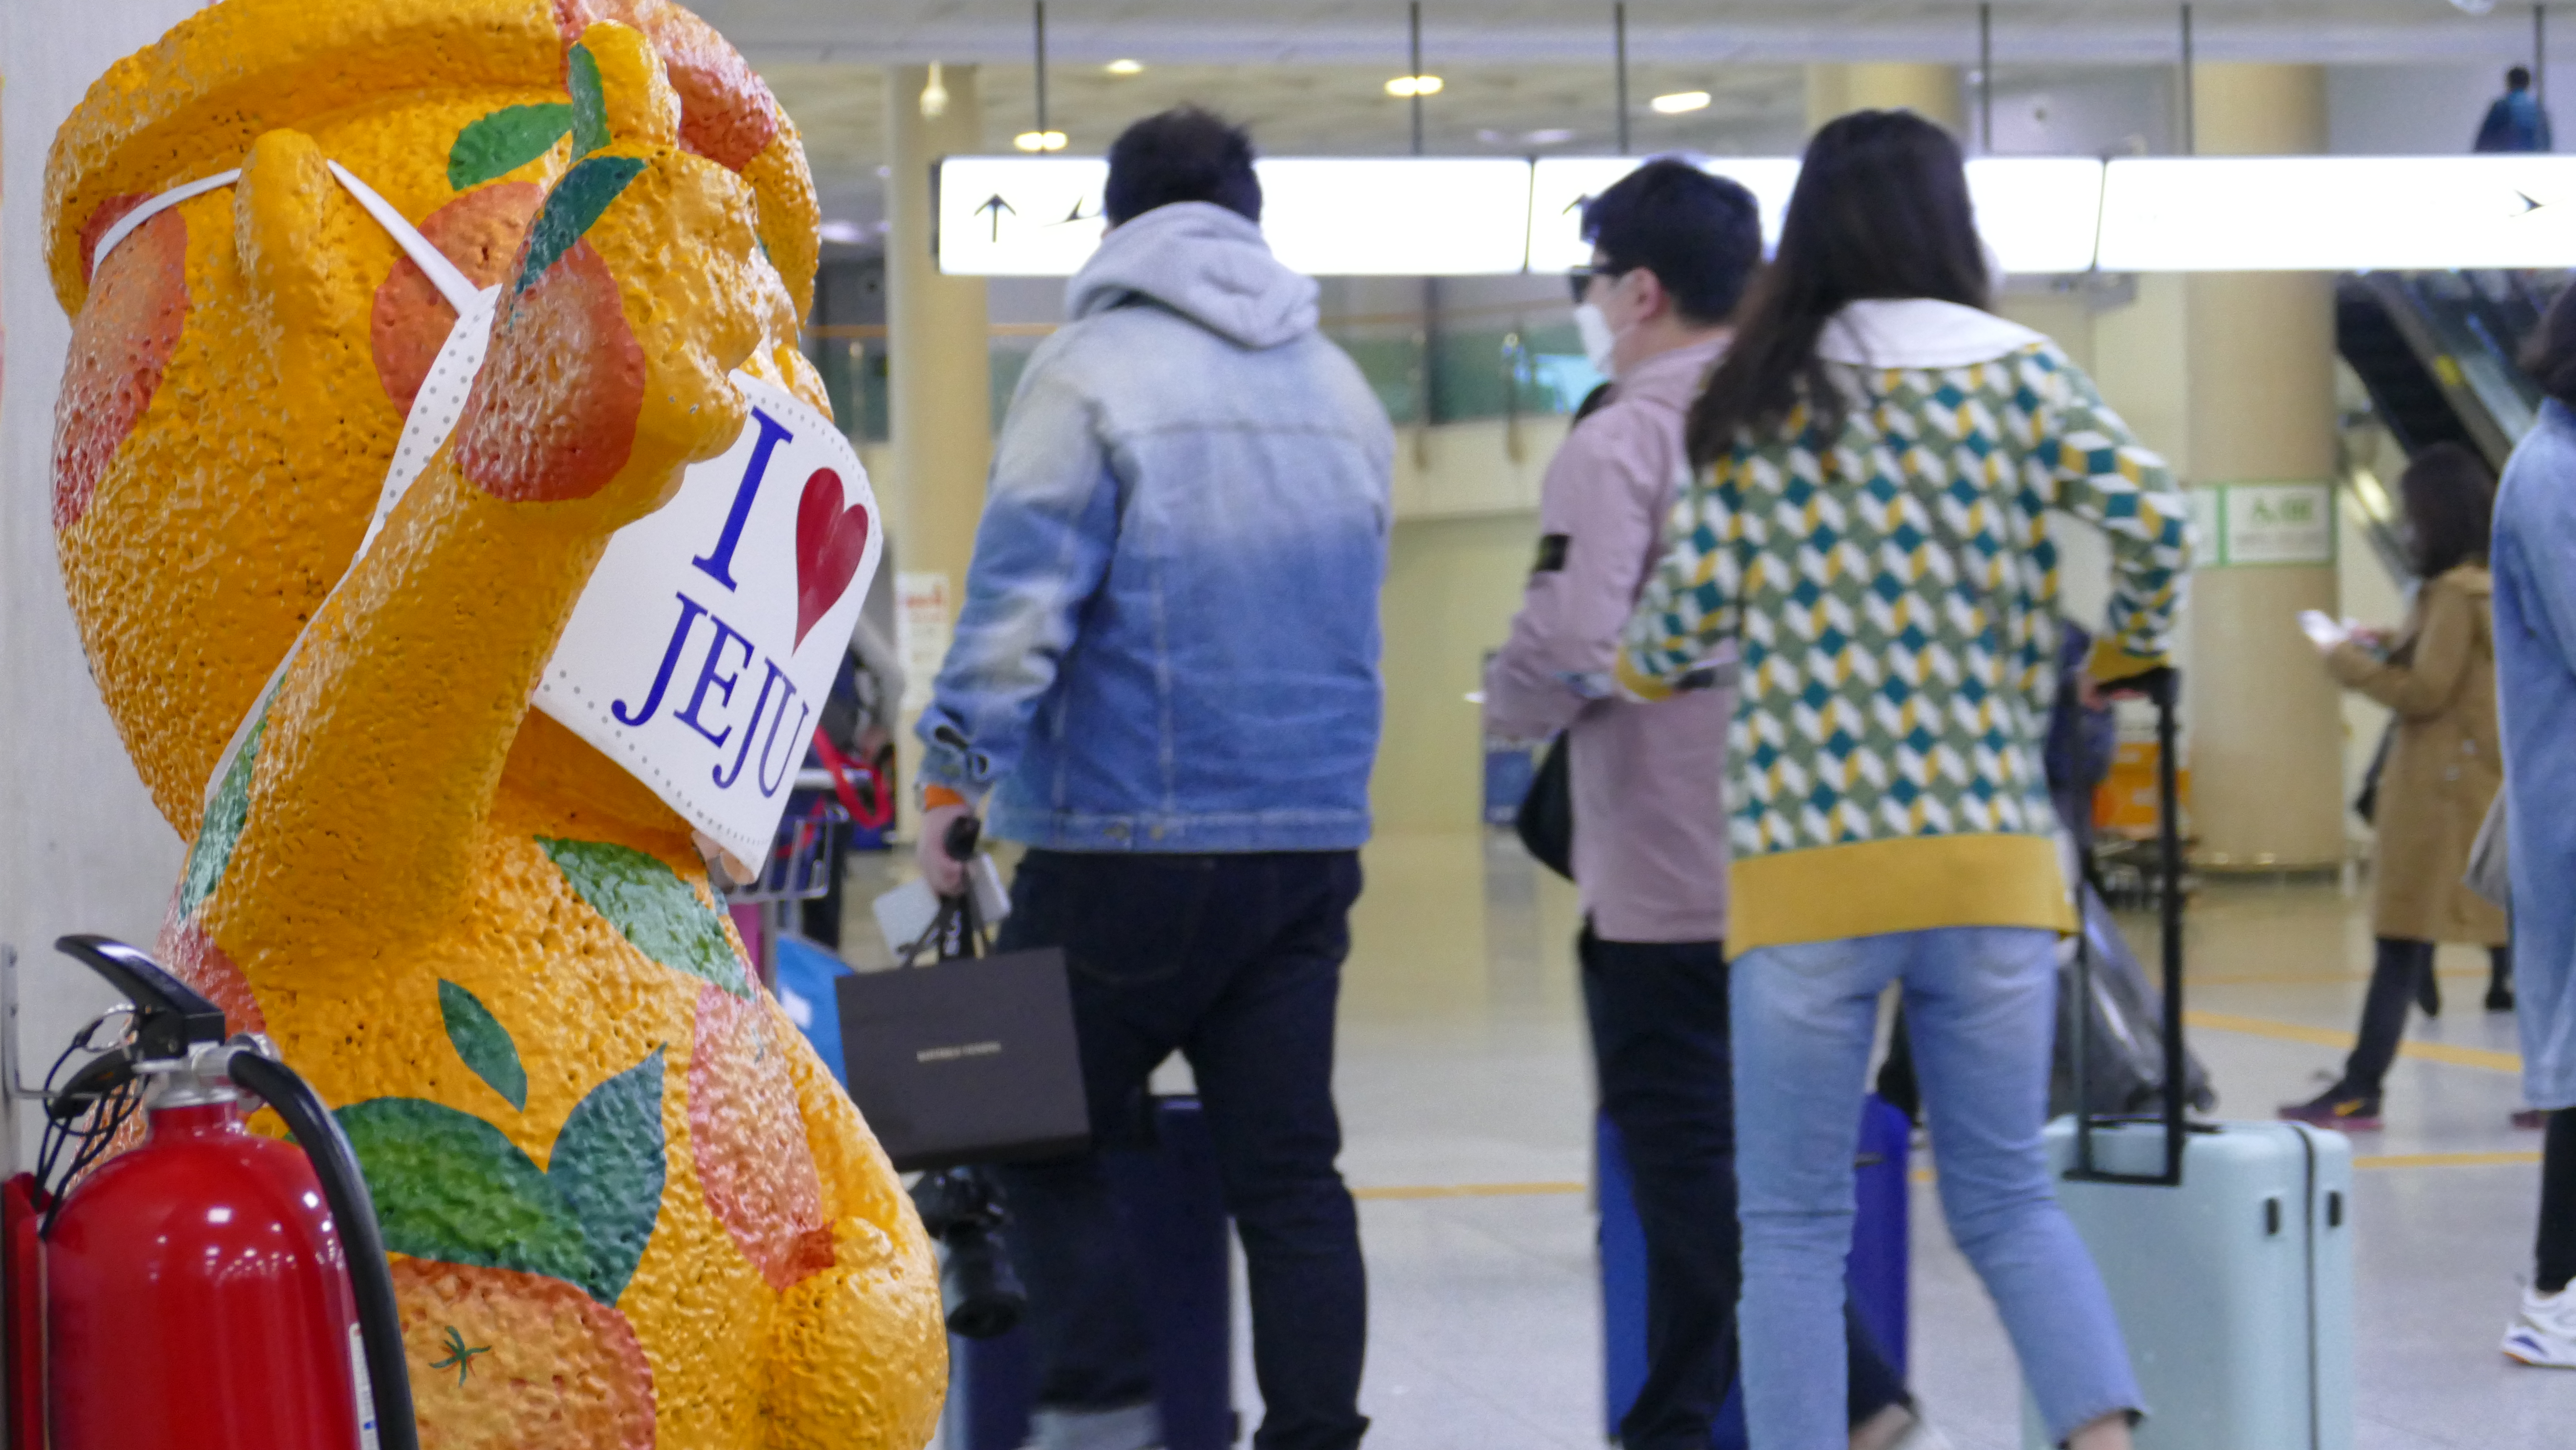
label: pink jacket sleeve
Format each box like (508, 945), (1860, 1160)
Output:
(1483, 407), (1677, 743)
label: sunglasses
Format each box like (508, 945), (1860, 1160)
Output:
(1567, 264), (1632, 305)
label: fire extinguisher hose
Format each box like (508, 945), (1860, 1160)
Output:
(227, 1051), (421, 1450)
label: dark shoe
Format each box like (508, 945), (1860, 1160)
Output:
(2280, 1088), (2383, 1132)
(2417, 970), (2443, 1017)
(2490, 985), (2519, 1013)
(2515, 1108), (2554, 1130)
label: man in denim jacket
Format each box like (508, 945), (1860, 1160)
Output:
(914, 107), (1392, 1450)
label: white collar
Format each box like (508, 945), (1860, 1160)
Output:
(1814, 298), (2046, 370)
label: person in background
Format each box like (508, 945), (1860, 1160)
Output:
(2280, 443), (2511, 1132)
(1619, 110), (2189, 1450)
(1484, 159), (1941, 1450)
(2476, 65), (2555, 153)
(2487, 286), (2576, 1368)
(912, 107), (1393, 1450)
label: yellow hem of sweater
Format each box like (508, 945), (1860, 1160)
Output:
(1726, 834), (2075, 953)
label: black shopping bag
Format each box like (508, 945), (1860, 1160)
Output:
(837, 893), (1090, 1172)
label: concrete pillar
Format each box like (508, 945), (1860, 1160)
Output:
(3, 3), (202, 1172)
(881, 64), (991, 833)
(2182, 64), (2345, 869)
(1805, 64), (1966, 135)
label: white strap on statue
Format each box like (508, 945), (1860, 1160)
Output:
(87, 161), (501, 808)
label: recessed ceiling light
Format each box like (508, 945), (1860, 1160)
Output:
(1385, 74), (1444, 98)
(1105, 58), (1144, 75)
(1014, 130), (1070, 152)
(1651, 90), (1712, 115)
(1524, 128), (1577, 145)
(818, 219), (866, 244)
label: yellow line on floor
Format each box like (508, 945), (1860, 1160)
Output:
(2192, 967), (2503, 986)
(2353, 1151), (2542, 1169)
(1356, 1149), (2544, 1203)
(2183, 1009), (2523, 1073)
(1352, 1181), (1584, 1201)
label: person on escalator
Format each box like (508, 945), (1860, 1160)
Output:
(2475, 66), (2555, 153)
(2280, 443), (2512, 1133)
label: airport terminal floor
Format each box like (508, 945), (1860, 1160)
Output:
(848, 834), (2576, 1450)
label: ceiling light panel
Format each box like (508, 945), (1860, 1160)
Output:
(938, 156), (1534, 276)
(1650, 90), (1712, 114)
(2097, 155), (2576, 271)
(1528, 156), (1801, 270)
(1257, 157), (1533, 274)
(1965, 157), (2107, 275)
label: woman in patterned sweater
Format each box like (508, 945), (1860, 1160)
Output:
(1618, 112), (2192, 1450)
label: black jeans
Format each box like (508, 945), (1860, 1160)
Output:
(1579, 928), (1910, 1450)
(2539, 1108), (2576, 1295)
(991, 849), (1369, 1450)
(2343, 937), (2515, 1098)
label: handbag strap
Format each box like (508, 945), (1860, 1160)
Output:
(895, 885), (990, 967)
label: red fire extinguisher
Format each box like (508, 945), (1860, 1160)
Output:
(0, 936), (418, 1450)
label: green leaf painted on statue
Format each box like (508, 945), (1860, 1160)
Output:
(338, 1097), (597, 1290)
(548, 1047), (666, 1302)
(537, 837), (751, 997)
(567, 42), (610, 158)
(438, 981), (528, 1112)
(178, 711), (268, 919)
(338, 1046), (671, 1304)
(446, 104), (573, 192)
(514, 154), (645, 296)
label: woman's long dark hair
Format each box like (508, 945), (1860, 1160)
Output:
(2400, 441), (2496, 578)
(1686, 110), (1991, 467)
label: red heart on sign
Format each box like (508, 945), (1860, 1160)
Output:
(794, 467), (870, 647)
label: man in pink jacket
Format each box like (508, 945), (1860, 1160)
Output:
(1484, 160), (1935, 1450)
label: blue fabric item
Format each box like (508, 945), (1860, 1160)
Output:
(2476, 89), (2555, 152)
(772, 934), (854, 1088)
(915, 201), (1394, 853)
(1730, 927), (2142, 1450)
(1581, 930), (1907, 1450)
(2492, 399), (2576, 1108)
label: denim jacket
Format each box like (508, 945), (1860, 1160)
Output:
(915, 202), (1394, 852)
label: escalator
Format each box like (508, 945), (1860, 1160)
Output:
(2336, 270), (2553, 473)
(2334, 269), (2563, 572)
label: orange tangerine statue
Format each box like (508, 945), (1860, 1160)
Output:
(40, 2), (944, 1445)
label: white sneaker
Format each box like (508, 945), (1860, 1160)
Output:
(2502, 1284), (2576, 1368)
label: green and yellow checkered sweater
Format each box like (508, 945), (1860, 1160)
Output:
(1616, 301), (2192, 951)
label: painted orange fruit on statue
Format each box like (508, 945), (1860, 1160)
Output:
(42, 3), (944, 1447)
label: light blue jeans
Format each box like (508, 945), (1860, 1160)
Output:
(1731, 927), (2142, 1450)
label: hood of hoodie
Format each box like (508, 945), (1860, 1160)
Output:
(1063, 201), (1319, 350)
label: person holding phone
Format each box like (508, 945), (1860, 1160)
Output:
(2280, 442), (2511, 1132)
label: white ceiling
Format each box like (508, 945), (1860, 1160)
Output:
(700, 1), (2560, 67)
(729, 2), (2561, 236)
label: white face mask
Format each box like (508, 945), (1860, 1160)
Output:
(1573, 301), (1621, 378)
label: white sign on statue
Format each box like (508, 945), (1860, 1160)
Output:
(534, 375), (881, 865)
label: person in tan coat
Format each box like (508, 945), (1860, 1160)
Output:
(2284, 442), (2512, 1131)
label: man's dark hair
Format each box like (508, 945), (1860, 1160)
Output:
(2401, 442), (2496, 577)
(1103, 107), (1262, 226)
(2511, 65), (2535, 90)
(1579, 159), (1763, 327)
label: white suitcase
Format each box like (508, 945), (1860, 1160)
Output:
(2020, 670), (2355, 1450)
(2024, 1119), (2356, 1450)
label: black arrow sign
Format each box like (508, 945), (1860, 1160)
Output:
(2517, 189), (2544, 215)
(976, 193), (1017, 241)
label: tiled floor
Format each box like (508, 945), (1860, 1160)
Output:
(884, 832), (2576, 1449)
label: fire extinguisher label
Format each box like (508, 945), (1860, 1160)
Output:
(351, 1323), (382, 1450)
